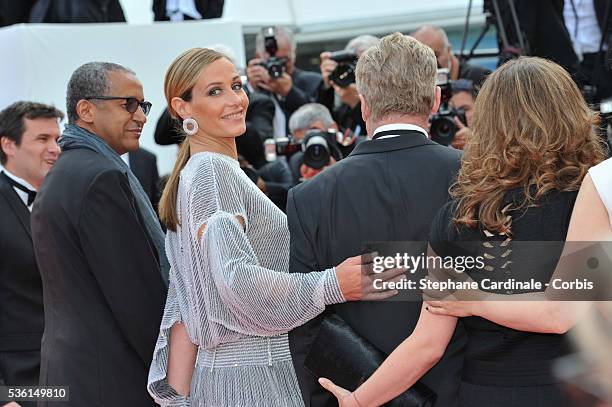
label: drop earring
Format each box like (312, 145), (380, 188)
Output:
(183, 117), (199, 136)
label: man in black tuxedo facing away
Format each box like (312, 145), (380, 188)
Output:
(31, 62), (167, 406)
(287, 33), (466, 406)
(0, 101), (62, 407)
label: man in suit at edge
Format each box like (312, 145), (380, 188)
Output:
(31, 62), (167, 406)
(123, 147), (161, 209)
(287, 33), (466, 406)
(0, 101), (62, 407)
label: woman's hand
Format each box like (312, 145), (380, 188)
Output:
(425, 300), (476, 317)
(319, 378), (362, 407)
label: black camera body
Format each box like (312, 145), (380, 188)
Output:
(273, 137), (302, 157)
(301, 129), (343, 169)
(429, 69), (468, 146)
(328, 50), (358, 88)
(265, 57), (286, 80)
(430, 107), (467, 146)
(262, 27), (286, 79)
(270, 129), (343, 169)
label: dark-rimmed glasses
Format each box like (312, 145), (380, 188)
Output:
(84, 96), (152, 116)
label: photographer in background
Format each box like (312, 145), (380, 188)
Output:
(318, 35), (380, 136)
(287, 103), (359, 183)
(447, 79), (476, 150)
(429, 75), (476, 149)
(246, 26), (322, 138)
(412, 25), (491, 86)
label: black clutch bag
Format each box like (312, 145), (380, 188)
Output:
(304, 313), (436, 407)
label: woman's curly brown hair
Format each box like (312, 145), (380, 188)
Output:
(452, 57), (606, 235)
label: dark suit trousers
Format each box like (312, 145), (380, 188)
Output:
(0, 350), (40, 407)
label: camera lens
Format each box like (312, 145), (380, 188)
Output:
(303, 135), (331, 169)
(430, 116), (457, 146)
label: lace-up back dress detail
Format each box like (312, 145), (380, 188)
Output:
(148, 152), (344, 406)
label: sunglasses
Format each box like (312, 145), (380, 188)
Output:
(84, 96), (152, 116)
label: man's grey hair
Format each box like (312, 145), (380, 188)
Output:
(66, 62), (135, 124)
(355, 32), (437, 122)
(289, 103), (335, 134)
(208, 44), (238, 65)
(411, 25), (450, 47)
(345, 35), (380, 55)
(255, 26), (296, 60)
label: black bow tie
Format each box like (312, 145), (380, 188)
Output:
(3, 173), (37, 206)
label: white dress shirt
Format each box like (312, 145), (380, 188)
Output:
(564, 0), (604, 59)
(372, 123), (429, 140)
(2, 169), (37, 211)
(166, 0), (202, 21)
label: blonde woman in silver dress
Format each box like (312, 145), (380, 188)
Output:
(146, 48), (403, 406)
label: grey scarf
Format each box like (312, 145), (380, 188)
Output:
(59, 124), (169, 286)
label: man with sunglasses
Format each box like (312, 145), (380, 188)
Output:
(30, 62), (167, 406)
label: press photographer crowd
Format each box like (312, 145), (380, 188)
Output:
(2, 0), (612, 406)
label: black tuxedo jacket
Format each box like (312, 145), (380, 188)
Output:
(593, 0), (612, 34)
(0, 0), (36, 27)
(29, 0), (125, 23)
(31, 148), (167, 406)
(516, 0), (611, 74)
(287, 131), (466, 407)
(0, 172), (43, 383)
(129, 147), (161, 208)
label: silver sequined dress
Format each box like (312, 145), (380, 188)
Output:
(147, 152), (345, 406)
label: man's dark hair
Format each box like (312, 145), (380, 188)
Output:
(0, 101), (64, 165)
(451, 78), (479, 99)
(66, 62), (135, 124)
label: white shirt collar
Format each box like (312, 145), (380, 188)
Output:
(372, 123), (429, 140)
(121, 152), (131, 167)
(3, 168), (37, 191)
(2, 169), (37, 210)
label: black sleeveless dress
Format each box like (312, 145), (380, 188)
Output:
(429, 189), (578, 407)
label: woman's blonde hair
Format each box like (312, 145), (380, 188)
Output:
(158, 48), (227, 231)
(452, 56), (605, 234)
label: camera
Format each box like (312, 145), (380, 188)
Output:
(328, 50), (358, 88)
(264, 129), (343, 169)
(266, 137), (302, 159)
(261, 27), (286, 79)
(429, 69), (468, 146)
(430, 107), (467, 146)
(302, 129), (343, 169)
